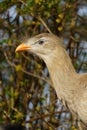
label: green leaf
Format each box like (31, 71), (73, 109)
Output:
(15, 65), (22, 71)
(27, 0), (34, 6)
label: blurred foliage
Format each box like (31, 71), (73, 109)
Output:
(0, 0), (87, 129)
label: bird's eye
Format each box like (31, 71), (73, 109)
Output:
(38, 40), (45, 45)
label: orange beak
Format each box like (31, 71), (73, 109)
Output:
(15, 43), (31, 52)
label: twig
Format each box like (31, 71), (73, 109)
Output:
(21, 53), (50, 79)
(3, 51), (52, 86)
(38, 17), (52, 34)
(18, 0), (27, 6)
(26, 110), (67, 123)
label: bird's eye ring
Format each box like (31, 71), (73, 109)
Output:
(38, 40), (45, 45)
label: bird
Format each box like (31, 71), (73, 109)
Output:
(15, 33), (87, 130)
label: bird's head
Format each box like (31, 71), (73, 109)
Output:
(15, 33), (63, 60)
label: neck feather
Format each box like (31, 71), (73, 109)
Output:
(44, 46), (76, 100)
(45, 46), (76, 76)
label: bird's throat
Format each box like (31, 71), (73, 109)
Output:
(44, 47), (76, 100)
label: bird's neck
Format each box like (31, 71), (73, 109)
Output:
(44, 46), (76, 100)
